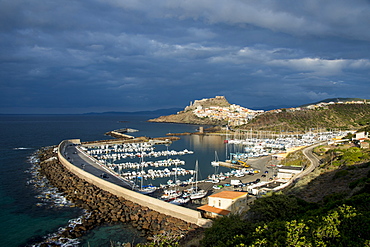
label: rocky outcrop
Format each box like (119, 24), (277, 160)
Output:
(37, 147), (200, 244)
(148, 96), (229, 125)
(184, 96), (230, 112)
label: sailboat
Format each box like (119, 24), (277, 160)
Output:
(211, 151), (220, 167)
(169, 196), (190, 205)
(161, 157), (182, 201)
(190, 160), (207, 200)
(136, 156), (156, 195)
(161, 189), (182, 201)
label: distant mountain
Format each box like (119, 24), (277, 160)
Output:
(84, 108), (182, 116)
(301, 98), (368, 107)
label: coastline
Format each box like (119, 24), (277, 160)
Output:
(35, 146), (204, 246)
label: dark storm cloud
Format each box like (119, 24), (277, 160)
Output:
(0, 0), (369, 113)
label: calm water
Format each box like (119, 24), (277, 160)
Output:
(0, 114), (229, 246)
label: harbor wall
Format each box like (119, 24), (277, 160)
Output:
(58, 140), (211, 227)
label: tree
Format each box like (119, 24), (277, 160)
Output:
(246, 193), (314, 223)
(201, 214), (251, 247)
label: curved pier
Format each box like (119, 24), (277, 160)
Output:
(58, 139), (212, 227)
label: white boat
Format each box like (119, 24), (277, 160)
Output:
(211, 151), (220, 167)
(190, 189), (207, 200)
(161, 189), (182, 201)
(138, 184), (157, 195)
(189, 160), (207, 200)
(136, 156), (156, 194)
(169, 196), (190, 205)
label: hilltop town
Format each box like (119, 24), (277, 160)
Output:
(150, 96), (370, 128)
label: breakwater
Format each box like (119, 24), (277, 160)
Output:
(37, 147), (204, 245)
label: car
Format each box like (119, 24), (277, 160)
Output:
(213, 185), (221, 190)
(261, 174), (266, 177)
(100, 173), (109, 178)
(255, 178), (261, 183)
(264, 170), (269, 173)
(224, 183), (231, 187)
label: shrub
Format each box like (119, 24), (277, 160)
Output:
(333, 170), (349, 180)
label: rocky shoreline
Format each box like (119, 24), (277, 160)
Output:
(36, 147), (204, 246)
(148, 109), (226, 126)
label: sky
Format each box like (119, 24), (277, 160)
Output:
(1, 0), (370, 114)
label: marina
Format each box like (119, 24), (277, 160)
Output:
(74, 129), (352, 206)
(224, 130), (351, 159)
(3, 113), (355, 247)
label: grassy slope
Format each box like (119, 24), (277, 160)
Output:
(243, 104), (370, 132)
(199, 144), (370, 247)
(287, 144), (370, 203)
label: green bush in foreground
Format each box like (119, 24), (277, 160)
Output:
(201, 192), (370, 247)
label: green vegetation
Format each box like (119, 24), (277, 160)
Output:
(358, 125), (370, 133)
(201, 193), (370, 247)
(316, 146), (370, 168)
(136, 233), (182, 247)
(200, 144), (370, 247)
(280, 150), (310, 167)
(244, 104), (370, 132)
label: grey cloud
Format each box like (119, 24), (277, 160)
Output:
(103, 0), (370, 40)
(0, 0), (369, 113)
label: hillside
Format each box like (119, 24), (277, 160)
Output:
(148, 97), (370, 132)
(287, 144), (370, 203)
(301, 97), (368, 106)
(243, 104), (370, 132)
(148, 96), (230, 125)
(200, 143), (370, 247)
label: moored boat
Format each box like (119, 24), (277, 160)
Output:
(161, 189), (182, 201)
(170, 196), (190, 205)
(189, 160), (208, 200)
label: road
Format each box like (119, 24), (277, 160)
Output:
(298, 142), (324, 178)
(63, 143), (134, 189)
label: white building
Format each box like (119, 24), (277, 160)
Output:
(277, 166), (303, 179)
(197, 191), (248, 218)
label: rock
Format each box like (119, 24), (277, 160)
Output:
(37, 146), (199, 245)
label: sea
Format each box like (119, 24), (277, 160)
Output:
(0, 114), (232, 247)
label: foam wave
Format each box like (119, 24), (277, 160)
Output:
(14, 147), (33, 150)
(32, 212), (92, 247)
(26, 154), (74, 209)
(27, 150), (86, 247)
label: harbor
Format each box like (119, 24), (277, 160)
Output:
(67, 129), (351, 209)
(39, 119), (353, 245)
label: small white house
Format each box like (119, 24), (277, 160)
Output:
(247, 181), (286, 196)
(355, 131), (369, 140)
(277, 166), (302, 179)
(198, 191), (248, 218)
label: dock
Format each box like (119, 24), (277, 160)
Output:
(217, 161), (244, 169)
(106, 131), (135, 139)
(115, 128), (139, 133)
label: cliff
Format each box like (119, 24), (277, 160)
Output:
(148, 96), (230, 125)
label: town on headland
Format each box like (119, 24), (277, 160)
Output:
(34, 96), (370, 246)
(149, 96), (370, 131)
